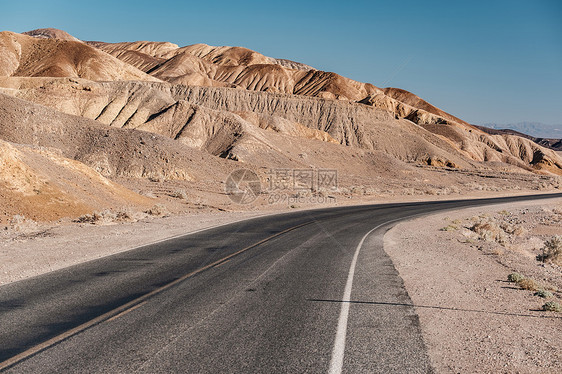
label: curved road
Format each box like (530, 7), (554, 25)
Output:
(1, 193), (561, 373)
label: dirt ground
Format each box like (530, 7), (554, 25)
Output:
(385, 198), (562, 373)
(0, 210), (270, 285)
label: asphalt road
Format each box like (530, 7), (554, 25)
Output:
(1, 193), (561, 373)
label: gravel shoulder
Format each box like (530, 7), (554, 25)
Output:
(0, 210), (269, 285)
(384, 198), (562, 373)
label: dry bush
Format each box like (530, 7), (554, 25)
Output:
(114, 208), (137, 222)
(145, 204), (169, 217)
(507, 272), (525, 283)
(518, 278), (540, 291)
(424, 188), (438, 195)
(471, 220), (507, 245)
(363, 187), (377, 196)
(499, 222), (525, 236)
(542, 301), (561, 312)
(537, 236), (562, 265)
(74, 212), (104, 224)
(74, 208), (137, 224)
(534, 289), (553, 299)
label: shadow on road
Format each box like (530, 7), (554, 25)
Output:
(307, 298), (562, 319)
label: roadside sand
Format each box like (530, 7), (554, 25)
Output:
(0, 211), (268, 285)
(384, 198), (562, 373)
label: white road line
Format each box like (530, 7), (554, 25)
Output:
(328, 216), (414, 374)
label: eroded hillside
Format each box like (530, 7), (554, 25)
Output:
(0, 28), (560, 222)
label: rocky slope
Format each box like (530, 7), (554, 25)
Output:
(0, 28), (560, 222)
(0, 139), (150, 222)
(2, 75), (561, 176)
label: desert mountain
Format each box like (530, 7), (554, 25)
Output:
(22, 28), (81, 42)
(475, 125), (562, 152)
(0, 31), (159, 81)
(0, 28), (561, 222)
(3, 76), (560, 176)
(480, 122), (562, 139)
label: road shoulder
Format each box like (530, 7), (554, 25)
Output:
(384, 198), (562, 373)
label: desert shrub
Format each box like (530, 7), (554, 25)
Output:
(542, 301), (562, 312)
(518, 278), (540, 291)
(74, 212), (103, 224)
(74, 209), (132, 224)
(537, 236), (562, 265)
(507, 272), (525, 283)
(534, 289), (553, 299)
(114, 208), (135, 222)
(145, 204), (169, 217)
(471, 221), (507, 244)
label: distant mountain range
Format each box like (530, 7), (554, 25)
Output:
(480, 122), (562, 139)
(474, 126), (562, 152)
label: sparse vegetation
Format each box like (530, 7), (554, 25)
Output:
(470, 220), (507, 245)
(517, 277), (540, 291)
(74, 211), (106, 224)
(534, 289), (553, 299)
(507, 273), (544, 291)
(537, 235), (562, 265)
(74, 208), (138, 224)
(507, 272), (525, 283)
(542, 301), (562, 312)
(145, 204), (169, 217)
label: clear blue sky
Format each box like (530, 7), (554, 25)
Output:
(1, 0), (561, 125)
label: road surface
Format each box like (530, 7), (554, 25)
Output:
(1, 194), (560, 373)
